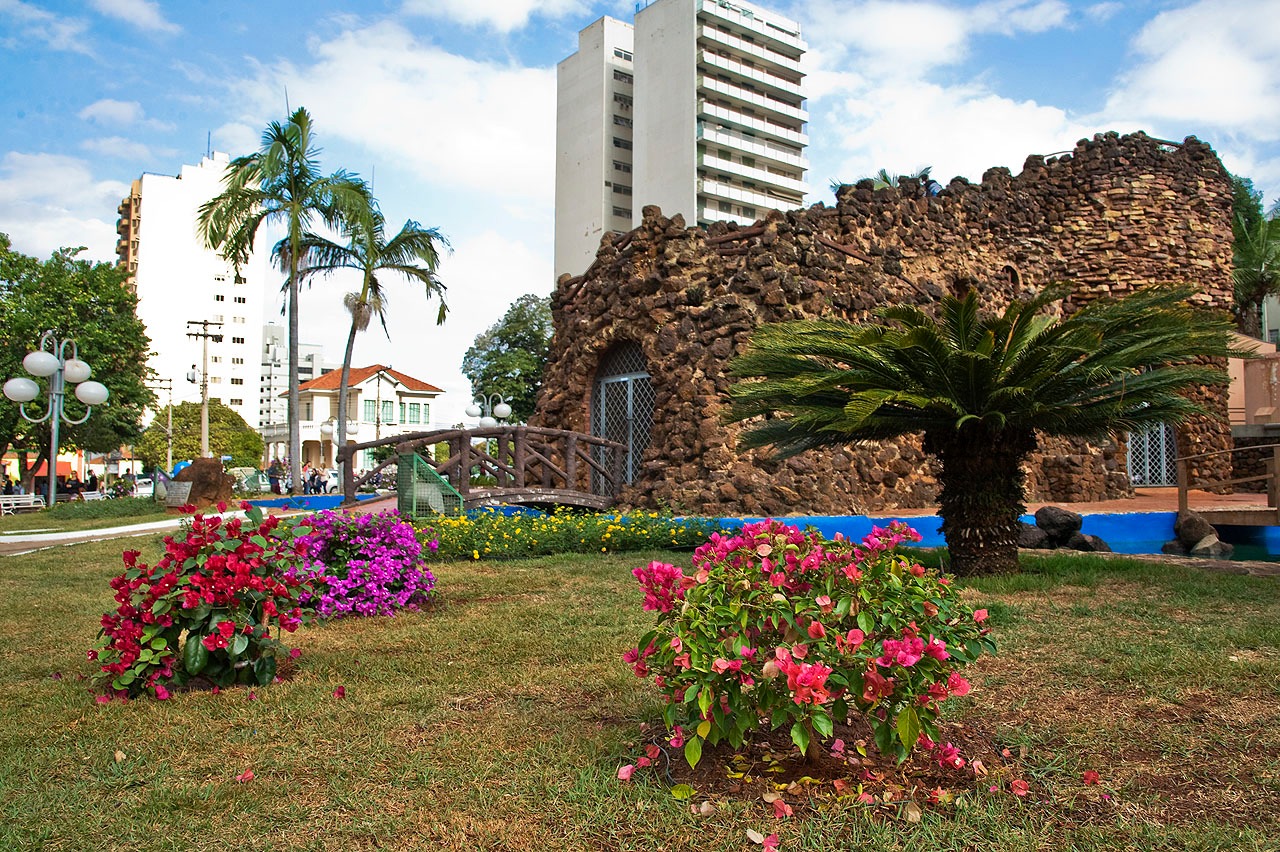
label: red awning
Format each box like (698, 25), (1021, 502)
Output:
(31, 461), (74, 477)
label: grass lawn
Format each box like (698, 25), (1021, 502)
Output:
(0, 498), (171, 534)
(0, 537), (1277, 850)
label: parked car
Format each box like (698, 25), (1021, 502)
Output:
(229, 467), (271, 494)
(133, 477), (154, 498)
(326, 469), (340, 494)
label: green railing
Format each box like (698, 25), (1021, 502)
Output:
(396, 452), (463, 519)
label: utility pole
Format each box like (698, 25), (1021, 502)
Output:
(186, 320), (223, 458)
(147, 378), (175, 473)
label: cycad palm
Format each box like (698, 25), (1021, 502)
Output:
(727, 285), (1240, 575)
(198, 107), (368, 494)
(1233, 214), (1280, 338)
(297, 205), (449, 480)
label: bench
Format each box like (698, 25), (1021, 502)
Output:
(80, 491), (105, 501)
(0, 494), (46, 515)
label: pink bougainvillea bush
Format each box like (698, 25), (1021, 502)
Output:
(625, 519), (995, 768)
(90, 503), (313, 701)
(295, 510), (435, 619)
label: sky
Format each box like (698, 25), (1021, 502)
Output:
(2, 0), (1278, 426)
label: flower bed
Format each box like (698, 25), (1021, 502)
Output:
(296, 510), (435, 618)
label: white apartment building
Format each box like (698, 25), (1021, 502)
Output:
(116, 153), (268, 429)
(259, 323), (339, 430)
(554, 0), (808, 279)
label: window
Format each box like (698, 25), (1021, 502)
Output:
(363, 400), (376, 421)
(214, 294), (225, 302)
(613, 93), (632, 108)
(408, 403), (421, 424)
(613, 48), (632, 61)
(209, 376), (221, 384)
(613, 160), (631, 173)
(612, 206), (632, 218)
(230, 398), (243, 406)
(613, 183), (632, 196)
(234, 275), (246, 285)
(210, 356), (222, 364)
(612, 114), (632, 128)
(232, 316), (245, 324)
(230, 378), (244, 386)
(399, 402), (406, 423)
(232, 357), (244, 365)
(382, 400), (394, 423)
(212, 314), (224, 322)
(612, 137), (632, 150)
(232, 337), (245, 344)
(214, 274), (227, 283)
(613, 69), (633, 84)
(304, 402), (312, 420)
(234, 296), (246, 304)
(422, 404), (429, 423)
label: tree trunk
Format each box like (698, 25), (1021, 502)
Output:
(337, 317), (358, 499)
(287, 230), (302, 496)
(927, 427), (1036, 576)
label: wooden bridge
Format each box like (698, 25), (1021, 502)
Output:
(335, 426), (628, 512)
(1176, 443), (1280, 526)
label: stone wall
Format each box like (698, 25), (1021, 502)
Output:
(535, 132), (1236, 516)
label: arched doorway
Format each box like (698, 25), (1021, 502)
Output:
(1127, 422), (1178, 486)
(591, 341), (654, 489)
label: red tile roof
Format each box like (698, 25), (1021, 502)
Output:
(296, 365), (442, 394)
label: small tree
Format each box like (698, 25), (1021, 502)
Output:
(727, 284), (1242, 576)
(461, 294), (552, 422)
(136, 401), (264, 471)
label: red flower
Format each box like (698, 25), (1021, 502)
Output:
(1010, 779), (1030, 797)
(1083, 770), (1101, 786)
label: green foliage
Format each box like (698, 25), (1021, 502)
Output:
(134, 400), (264, 470)
(420, 508), (728, 561)
(727, 284), (1242, 575)
(0, 234), (154, 472)
(1231, 175), (1280, 337)
(626, 520), (992, 769)
(45, 497), (163, 521)
(461, 294), (552, 422)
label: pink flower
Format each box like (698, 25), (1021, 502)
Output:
(333, 686), (346, 699)
(1083, 770), (1101, 786)
(791, 644), (808, 660)
(923, 636), (949, 661)
(669, 725), (685, 748)
(670, 636), (683, 653)
(673, 653), (691, 670)
(862, 667), (894, 702)
(637, 756), (651, 768)
(617, 764), (635, 781)
(973, 609), (989, 623)
(763, 833), (780, 852)
(909, 563), (926, 577)
(645, 744), (661, 760)
(289, 648), (301, 660)
(947, 672), (971, 697)
(95, 694), (111, 704)
(235, 769), (254, 783)
(1010, 779), (1029, 797)
(154, 684), (170, 700)
(769, 572), (786, 587)
(772, 798), (793, 819)
(815, 595), (832, 612)
(632, 561), (686, 612)
(807, 620), (826, 640)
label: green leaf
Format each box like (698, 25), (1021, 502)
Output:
(835, 596), (852, 618)
(150, 637), (167, 651)
(790, 721), (810, 757)
(697, 688), (713, 719)
(184, 635), (209, 675)
(230, 633), (249, 657)
(896, 706), (921, 750)
(253, 655), (277, 686)
(684, 736), (703, 769)
(812, 709), (834, 739)
(670, 783), (696, 800)
(857, 610), (874, 634)
(696, 719), (712, 739)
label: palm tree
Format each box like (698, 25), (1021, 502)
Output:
(1233, 213), (1280, 338)
(197, 107), (369, 494)
(830, 166), (933, 195)
(295, 204), (449, 483)
(726, 284), (1241, 576)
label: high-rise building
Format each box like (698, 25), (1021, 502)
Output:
(259, 323), (338, 431)
(554, 0), (807, 279)
(116, 153), (268, 430)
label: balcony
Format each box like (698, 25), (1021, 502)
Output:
(699, 152), (807, 196)
(698, 75), (808, 123)
(697, 25), (802, 79)
(700, 206), (758, 227)
(697, 0), (805, 56)
(699, 50), (802, 100)
(699, 101), (808, 147)
(698, 124), (808, 170)
(700, 177), (801, 212)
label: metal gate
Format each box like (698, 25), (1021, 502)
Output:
(591, 342), (654, 490)
(1127, 422), (1178, 486)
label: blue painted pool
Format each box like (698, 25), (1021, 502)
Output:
(249, 494), (381, 511)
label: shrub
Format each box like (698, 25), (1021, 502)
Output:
(47, 497), (163, 521)
(89, 504), (312, 701)
(626, 520), (995, 768)
(422, 508), (731, 561)
(298, 510), (435, 618)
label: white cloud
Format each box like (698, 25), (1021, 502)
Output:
(224, 21), (556, 203)
(80, 136), (165, 160)
(1104, 0), (1280, 141)
(0, 0), (91, 54)
(87, 0), (179, 34)
(0, 152), (128, 262)
(1084, 2), (1122, 23)
(401, 0), (590, 33)
(77, 98), (176, 131)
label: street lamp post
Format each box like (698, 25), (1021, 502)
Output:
(465, 393), (512, 427)
(3, 331), (110, 506)
(319, 417), (359, 474)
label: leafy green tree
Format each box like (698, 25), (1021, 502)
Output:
(197, 107), (368, 494)
(830, 166), (933, 194)
(726, 284), (1240, 576)
(296, 204), (448, 472)
(1231, 175), (1280, 338)
(0, 235), (153, 486)
(461, 294), (552, 423)
(136, 401), (263, 471)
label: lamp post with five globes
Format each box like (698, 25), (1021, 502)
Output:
(3, 331), (110, 506)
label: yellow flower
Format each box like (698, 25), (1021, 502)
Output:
(472, 550), (479, 560)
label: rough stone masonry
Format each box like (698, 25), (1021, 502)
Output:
(534, 131), (1235, 516)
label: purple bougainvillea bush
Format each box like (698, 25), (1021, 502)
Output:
(297, 510), (436, 618)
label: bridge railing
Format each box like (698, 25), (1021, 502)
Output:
(335, 426), (628, 507)
(1175, 443), (1280, 514)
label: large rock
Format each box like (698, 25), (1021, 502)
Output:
(1017, 521), (1049, 549)
(172, 457), (234, 510)
(1034, 506), (1083, 546)
(1175, 511), (1217, 549)
(1065, 532), (1112, 553)
(1190, 534), (1234, 559)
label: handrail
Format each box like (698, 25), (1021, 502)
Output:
(1174, 442), (1280, 463)
(1174, 442), (1280, 516)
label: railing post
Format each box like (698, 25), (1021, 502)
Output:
(1176, 456), (1189, 515)
(566, 434), (578, 491)
(514, 427), (526, 488)
(458, 432), (471, 496)
(497, 431), (510, 487)
(610, 444), (624, 496)
(1268, 447), (1280, 515)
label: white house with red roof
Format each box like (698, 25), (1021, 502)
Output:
(260, 364), (444, 472)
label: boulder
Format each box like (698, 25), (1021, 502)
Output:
(1161, 540), (1189, 556)
(171, 457), (234, 511)
(1034, 505), (1083, 545)
(1017, 522), (1049, 549)
(1175, 511), (1217, 548)
(1065, 532), (1112, 553)
(1190, 534), (1234, 559)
